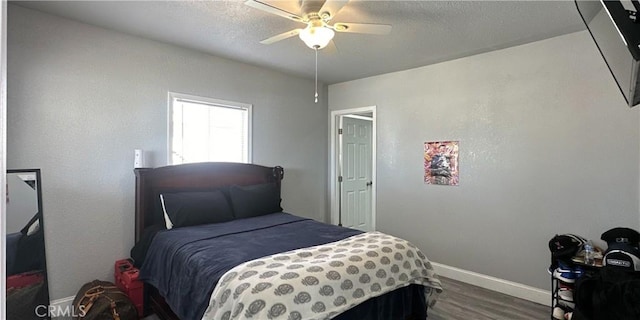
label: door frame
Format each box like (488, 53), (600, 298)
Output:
(1, 2), (7, 318)
(329, 106), (376, 229)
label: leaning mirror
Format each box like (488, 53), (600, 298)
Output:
(6, 169), (49, 319)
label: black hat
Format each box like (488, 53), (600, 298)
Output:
(549, 234), (586, 259)
(601, 227), (640, 246)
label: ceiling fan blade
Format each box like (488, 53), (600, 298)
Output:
(319, 0), (349, 21)
(244, 0), (303, 22)
(260, 29), (302, 45)
(333, 22), (392, 35)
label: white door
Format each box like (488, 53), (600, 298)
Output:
(340, 115), (373, 231)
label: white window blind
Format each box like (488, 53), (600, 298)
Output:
(169, 93), (251, 164)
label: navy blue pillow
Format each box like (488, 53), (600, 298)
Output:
(228, 183), (283, 219)
(160, 191), (234, 228)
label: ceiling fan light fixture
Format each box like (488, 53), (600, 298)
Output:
(299, 26), (335, 49)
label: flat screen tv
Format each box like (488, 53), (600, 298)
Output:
(576, 0), (640, 107)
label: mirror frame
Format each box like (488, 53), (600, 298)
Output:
(6, 168), (49, 319)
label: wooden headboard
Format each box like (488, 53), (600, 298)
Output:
(134, 162), (284, 242)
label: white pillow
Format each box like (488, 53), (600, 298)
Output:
(159, 194), (174, 230)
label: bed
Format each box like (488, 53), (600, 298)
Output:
(133, 162), (442, 320)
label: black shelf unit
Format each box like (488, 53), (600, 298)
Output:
(549, 258), (601, 320)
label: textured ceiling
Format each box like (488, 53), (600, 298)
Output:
(13, 0), (588, 84)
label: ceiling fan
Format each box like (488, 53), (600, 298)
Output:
(244, 0), (392, 50)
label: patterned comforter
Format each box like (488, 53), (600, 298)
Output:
(202, 232), (443, 320)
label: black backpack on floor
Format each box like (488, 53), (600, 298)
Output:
(573, 227), (640, 320)
(574, 268), (640, 320)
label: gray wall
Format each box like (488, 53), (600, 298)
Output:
(329, 31), (640, 290)
(8, 5), (328, 299)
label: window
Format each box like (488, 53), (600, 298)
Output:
(168, 92), (251, 164)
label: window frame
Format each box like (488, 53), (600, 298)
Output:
(167, 92), (252, 165)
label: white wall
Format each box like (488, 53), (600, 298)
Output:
(6, 173), (38, 233)
(7, 5), (328, 299)
(329, 31), (640, 290)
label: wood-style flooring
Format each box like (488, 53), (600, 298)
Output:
(429, 277), (550, 320)
(143, 277), (550, 320)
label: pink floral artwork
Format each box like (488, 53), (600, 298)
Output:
(424, 141), (459, 186)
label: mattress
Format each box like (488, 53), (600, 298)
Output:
(138, 213), (362, 320)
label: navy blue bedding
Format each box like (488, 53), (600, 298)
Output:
(138, 212), (362, 320)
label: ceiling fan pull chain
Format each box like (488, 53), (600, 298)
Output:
(315, 46), (319, 103)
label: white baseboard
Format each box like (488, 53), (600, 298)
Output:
(431, 262), (551, 306)
(49, 296), (75, 320)
(50, 295), (75, 307)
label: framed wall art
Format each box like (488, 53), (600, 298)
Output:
(424, 141), (459, 186)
